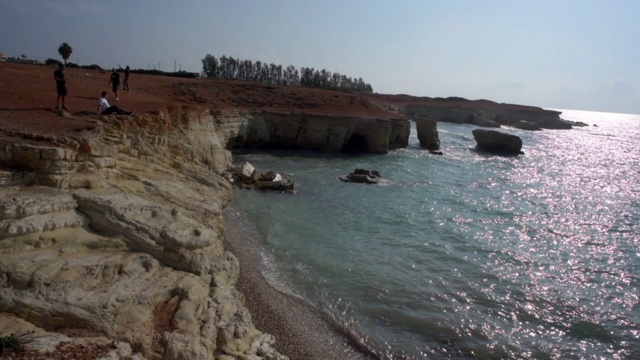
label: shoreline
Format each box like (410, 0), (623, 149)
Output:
(223, 207), (375, 360)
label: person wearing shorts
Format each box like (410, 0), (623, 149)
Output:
(108, 69), (120, 100)
(53, 63), (68, 110)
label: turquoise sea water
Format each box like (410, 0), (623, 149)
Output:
(226, 110), (640, 359)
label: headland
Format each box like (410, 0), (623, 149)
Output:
(0, 62), (569, 359)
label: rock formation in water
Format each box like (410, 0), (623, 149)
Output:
(230, 162), (295, 192)
(396, 97), (572, 130)
(472, 129), (523, 155)
(414, 116), (441, 151)
(467, 113), (501, 128)
(513, 120), (542, 131)
(339, 169), (383, 184)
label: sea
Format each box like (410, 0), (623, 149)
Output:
(225, 109), (640, 359)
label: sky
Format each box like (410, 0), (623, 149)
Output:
(1, 0), (639, 114)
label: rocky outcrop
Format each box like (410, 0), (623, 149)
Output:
(564, 120), (589, 127)
(230, 162), (295, 192)
(472, 129), (523, 155)
(404, 102), (572, 129)
(513, 120), (542, 131)
(467, 113), (501, 128)
(0, 107), (288, 360)
(214, 110), (410, 154)
(414, 117), (441, 151)
(339, 169), (382, 184)
(0, 313), (143, 359)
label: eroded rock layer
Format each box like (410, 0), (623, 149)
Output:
(0, 107), (287, 360)
(214, 110), (409, 154)
(404, 102), (571, 129)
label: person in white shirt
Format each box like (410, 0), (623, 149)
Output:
(97, 91), (134, 116)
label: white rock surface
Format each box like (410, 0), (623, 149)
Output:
(0, 107), (287, 359)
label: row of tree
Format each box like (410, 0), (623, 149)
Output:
(201, 54), (373, 93)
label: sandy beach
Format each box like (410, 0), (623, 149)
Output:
(223, 208), (375, 360)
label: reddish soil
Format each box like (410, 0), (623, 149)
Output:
(0, 62), (401, 145)
(0, 62), (544, 146)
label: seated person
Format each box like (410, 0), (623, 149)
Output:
(97, 91), (134, 116)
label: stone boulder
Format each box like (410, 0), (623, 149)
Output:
(467, 113), (500, 128)
(513, 120), (541, 131)
(238, 161), (256, 180)
(231, 162), (295, 192)
(472, 129), (523, 155)
(339, 169), (382, 184)
(256, 171), (295, 192)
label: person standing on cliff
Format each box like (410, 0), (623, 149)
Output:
(97, 91), (134, 116)
(123, 66), (130, 91)
(53, 63), (68, 110)
(107, 68), (120, 100)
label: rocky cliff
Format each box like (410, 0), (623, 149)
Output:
(0, 107), (288, 359)
(214, 110), (409, 154)
(0, 62), (581, 359)
(403, 101), (571, 129)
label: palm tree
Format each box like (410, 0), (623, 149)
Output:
(57, 42), (73, 65)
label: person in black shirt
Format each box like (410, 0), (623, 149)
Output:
(123, 66), (130, 91)
(108, 68), (120, 100)
(53, 63), (68, 110)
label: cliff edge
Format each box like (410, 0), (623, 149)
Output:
(1, 62), (402, 359)
(0, 62), (569, 359)
(0, 105), (290, 359)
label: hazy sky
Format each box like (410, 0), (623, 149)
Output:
(1, 0), (639, 114)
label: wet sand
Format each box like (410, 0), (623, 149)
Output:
(223, 209), (375, 360)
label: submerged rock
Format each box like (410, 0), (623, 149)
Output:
(339, 168), (382, 184)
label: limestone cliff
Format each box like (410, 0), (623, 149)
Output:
(404, 103), (571, 129)
(0, 107), (286, 359)
(214, 110), (409, 154)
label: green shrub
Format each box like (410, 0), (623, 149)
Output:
(0, 334), (20, 352)
(130, 69), (199, 78)
(81, 64), (103, 71)
(45, 58), (62, 66)
(0, 331), (35, 353)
